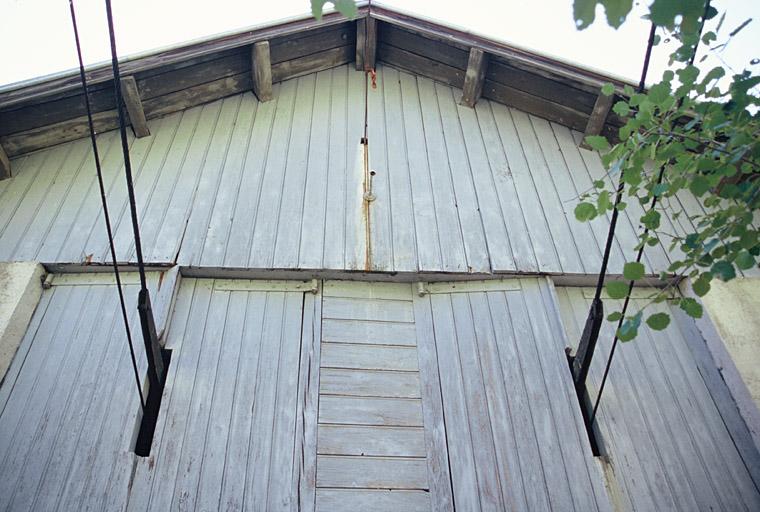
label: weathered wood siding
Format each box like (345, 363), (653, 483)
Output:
(128, 278), (311, 511)
(0, 64), (707, 276)
(0, 273), (164, 512)
(414, 278), (611, 511)
(556, 286), (760, 511)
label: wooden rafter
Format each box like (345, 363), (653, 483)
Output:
(251, 41), (273, 102)
(355, 17), (377, 71)
(0, 143), (10, 180)
(460, 48), (489, 108)
(580, 91), (615, 148)
(120, 76), (150, 138)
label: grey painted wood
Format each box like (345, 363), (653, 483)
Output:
(556, 286), (760, 512)
(417, 279), (611, 511)
(320, 368), (421, 398)
(321, 342), (419, 371)
(319, 396), (423, 426)
(316, 488), (429, 511)
(0, 63), (688, 276)
(316, 455), (428, 489)
(318, 425), (426, 457)
(0, 273), (164, 512)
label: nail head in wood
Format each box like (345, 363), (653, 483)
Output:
(0, 143), (10, 180)
(120, 76), (150, 138)
(460, 48), (489, 108)
(251, 41), (273, 102)
(355, 17), (377, 71)
(580, 90), (614, 149)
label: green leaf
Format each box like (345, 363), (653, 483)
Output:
(679, 297), (703, 319)
(692, 274), (711, 297)
(646, 312), (671, 330)
(618, 311), (642, 342)
(311, 0), (358, 20)
(711, 260), (736, 281)
(573, 0), (598, 29)
(735, 250), (755, 270)
(689, 176), (711, 197)
(601, 83), (615, 96)
(623, 261), (645, 281)
(602, 0), (634, 28)
(641, 209), (661, 230)
(606, 281), (629, 299)
(607, 311), (623, 322)
(612, 101), (630, 116)
(585, 135), (611, 152)
(574, 202), (597, 222)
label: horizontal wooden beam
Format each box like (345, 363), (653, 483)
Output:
(0, 143), (10, 180)
(460, 48), (489, 108)
(251, 41), (273, 102)
(120, 76), (150, 138)
(580, 91), (614, 149)
(355, 17), (377, 71)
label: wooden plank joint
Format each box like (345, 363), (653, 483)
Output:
(0, 143), (10, 180)
(460, 48), (489, 108)
(120, 76), (150, 138)
(580, 90), (614, 149)
(251, 41), (273, 102)
(356, 17), (377, 71)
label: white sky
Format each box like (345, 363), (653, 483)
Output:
(0, 0), (757, 88)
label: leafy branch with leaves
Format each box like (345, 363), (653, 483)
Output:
(572, 0), (759, 340)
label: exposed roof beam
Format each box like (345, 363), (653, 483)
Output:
(0, 143), (10, 180)
(355, 17), (377, 71)
(251, 41), (273, 102)
(460, 48), (489, 108)
(580, 90), (614, 148)
(120, 76), (150, 138)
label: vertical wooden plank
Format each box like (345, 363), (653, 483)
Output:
(417, 76), (469, 272)
(299, 71), (332, 269)
(217, 291), (267, 510)
(322, 66), (348, 270)
(355, 18), (377, 71)
(188, 291), (242, 509)
(245, 292), (287, 505)
(433, 82), (491, 273)
(252, 41), (273, 102)
(199, 95), (258, 267)
(297, 291), (322, 512)
(460, 48), (489, 108)
(449, 293), (506, 509)
(121, 76), (151, 138)
(164, 96), (241, 265)
(580, 92), (613, 146)
(268, 292), (306, 509)
(223, 91), (277, 267)
(249, 80), (297, 268)
(0, 143), (10, 180)
(344, 67), (368, 270)
(273, 75), (316, 268)
(380, 65), (417, 272)
(412, 295), (455, 511)
(170, 290), (231, 511)
(399, 71), (442, 272)
(429, 293), (481, 510)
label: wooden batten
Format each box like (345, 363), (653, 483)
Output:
(0, 142), (10, 180)
(460, 48), (489, 107)
(251, 41), (273, 102)
(355, 17), (377, 71)
(119, 76), (150, 138)
(580, 90), (614, 148)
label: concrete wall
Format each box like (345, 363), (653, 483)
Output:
(0, 262), (45, 384)
(701, 278), (760, 408)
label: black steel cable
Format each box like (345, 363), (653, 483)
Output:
(590, 1), (712, 425)
(68, 0), (145, 411)
(104, 0), (149, 293)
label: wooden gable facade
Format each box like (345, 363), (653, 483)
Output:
(0, 6), (759, 512)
